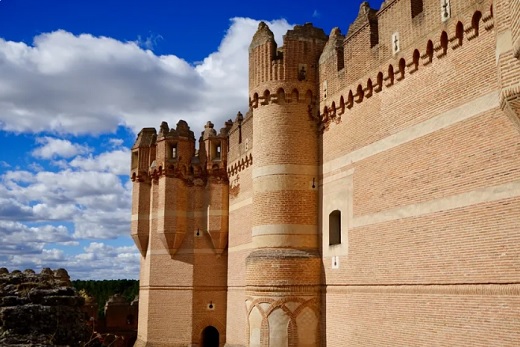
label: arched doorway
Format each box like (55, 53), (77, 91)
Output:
(201, 326), (219, 347)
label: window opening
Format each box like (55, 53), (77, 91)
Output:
(336, 47), (345, 71)
(215, 143), (221, 160)
(472, 11), (482, 38)
(329, 210), (341, 245)
(426, 40), (434, 62)
(411, 0), (424, 18)
(440, 31), (448, 55)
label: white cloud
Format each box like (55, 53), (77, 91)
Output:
(0, 18), (292, 135)
(32, 203), (78, 220)
(69, 149), (130, 175)
(73, 207), (130, 239)
(0, 221), (73, 248)
(2, 170), (35, 186)
(67, 242), (140, 279)
(108, 138), (124, 148)
(32, 136), (91, 159)
(1, 168), (131, 237)
(9, 248), (66, 266)
(0, 30), (200, 134)
(0, 197), (35, 220)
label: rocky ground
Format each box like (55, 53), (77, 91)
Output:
(0, 268), (91, 346)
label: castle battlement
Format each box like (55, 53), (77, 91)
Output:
(248, 22), (327, 93)
(319, 2), (495, 131)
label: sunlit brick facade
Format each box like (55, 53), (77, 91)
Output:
(131, 0), (520, 346)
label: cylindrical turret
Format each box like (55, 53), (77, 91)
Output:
(246, 22), (327, 347)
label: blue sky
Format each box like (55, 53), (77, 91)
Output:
(0, 0), (385, 280)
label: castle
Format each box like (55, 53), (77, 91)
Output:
(130, 0), (520, 346)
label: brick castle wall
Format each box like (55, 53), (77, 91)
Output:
(319, 0), (520, 346)
(130, 0), (520, 346)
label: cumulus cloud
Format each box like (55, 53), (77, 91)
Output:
(0, 197), (35, 221)
(69, 148), (130, 175)
(71, 242), (140, 280)
(0, 157), (134, 278)
(0, 18), (292, 135)
(1, 152), (131, 238)
(32, 136), (91, 159)
(108, 138), (124, 148)
(9, 248), (65, 266)
(0, 30), (200, 134)
(0, 221), (73, 253)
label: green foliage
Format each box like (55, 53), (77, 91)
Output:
(72, 279), (139, 318)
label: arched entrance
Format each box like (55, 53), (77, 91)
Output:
(201, 326), (219, 347)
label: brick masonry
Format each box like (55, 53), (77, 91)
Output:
(130, 0), (520, 346)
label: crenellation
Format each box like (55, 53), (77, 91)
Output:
(319, 3), (496, 131)
(321, 0), (496, 101)
(249, 22), (327, 94)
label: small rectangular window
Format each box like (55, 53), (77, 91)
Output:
(329, 210), (341, 245)
(216, 144), (221, 159)
(210, 142), (222, 161)
(171, 144), (177, 159)
(336, 47), (345, 71)
(411, 0), (423, 18)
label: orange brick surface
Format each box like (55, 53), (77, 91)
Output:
(131, 1), (520, 346)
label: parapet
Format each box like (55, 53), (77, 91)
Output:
(318, 0), (495, 132)
(285, 22), (328, 41)
(157, 120), (195, 141)
(202, 120), (232, 140)
(132, 128), (156, 149)
(346, 2), (378, 45)
(319, 0), (495, 107)
(131, 118), (234, 185)
(320, 28), (345, 63)
(249, 21), (327, 91)
(249, 22), (276, 51)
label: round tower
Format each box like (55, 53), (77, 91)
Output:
(246, 22), (328, 347)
